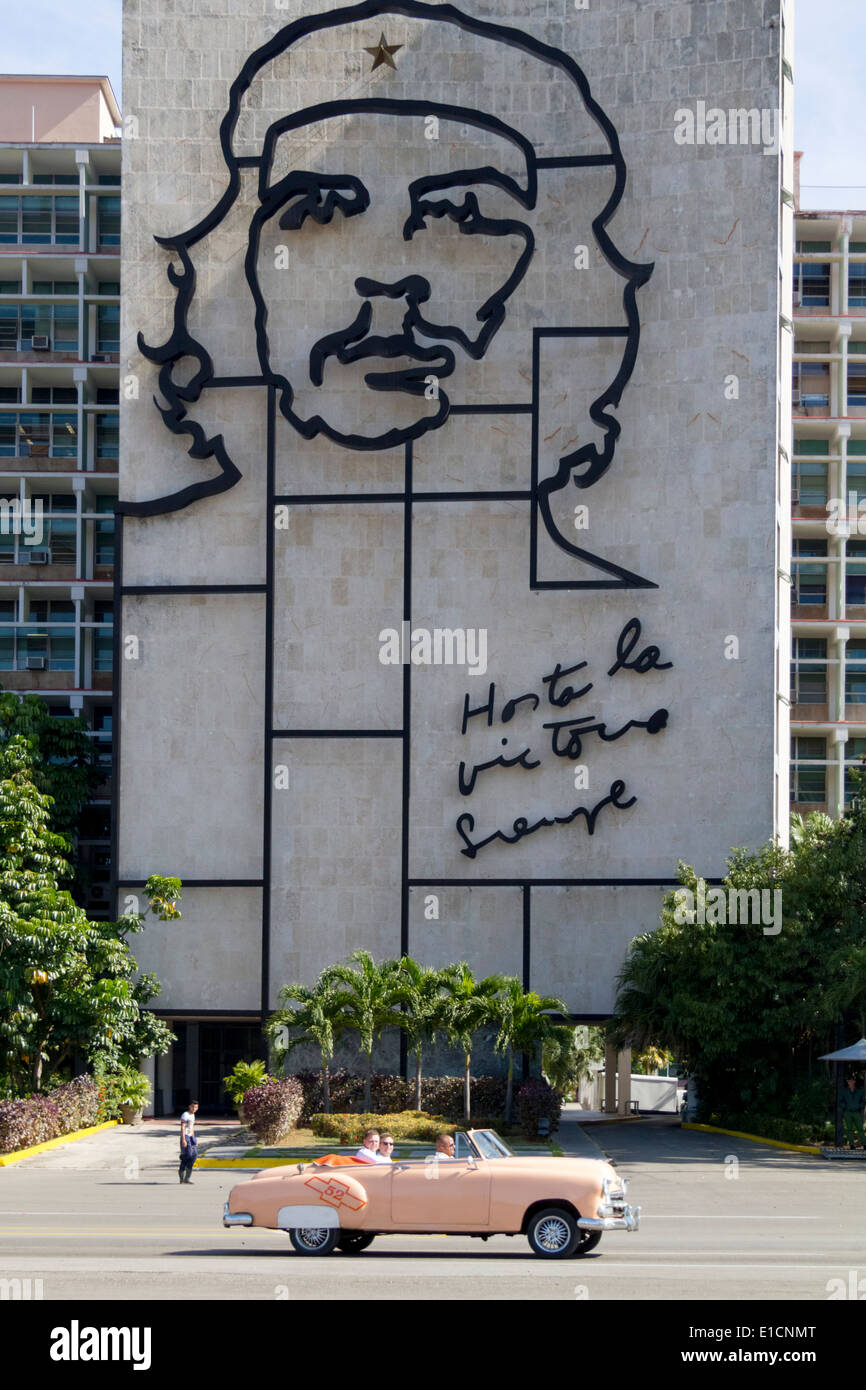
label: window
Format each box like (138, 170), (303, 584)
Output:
(96, 281), (120, 295)
(96, 303), (119, 353)
(0, 280), (19, 293)
(791, 735), (827, 804)
(31, 387), (77, 405)
(29, 600), (74, 623)
(791, 764), (826, 803)
(848, 540), (866, 606)
(0, 387), (19, 404)
(793, 361), (829, 409)
(2, 302), (79, 352)
(1, 196), (80, 246)
(97, 196), (120, 246)
(849, 271), (866, 308)
(31, 280), (77, 295)
(97, 174), (121, 186)
(37, 174), (79, 186)
(0, 197), (18, 243)
(31, 493), (75, 513)
(792, 539), (827, 606)
(93, 625), (113, 672)
(794, 259), (831, 307)
(796, 240), (832, 254)
(46, 519), (76, 564)
(95, 517), (114, 565)
(96, 388), (119, 404)
(849, 366), (866, 407)
(846, 641), (866, 704)
(50, 414), (77, 459)
(96, 412), (118, 459)
(791, 636), (827, 704)
(792, 449), (828, 505)
(849, 458), (866, 506)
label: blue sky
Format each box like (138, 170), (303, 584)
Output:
(1, 0), (863, 209)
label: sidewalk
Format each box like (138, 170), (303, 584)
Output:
(4, 1117), (244, 1170)
(556, 1103), (611, 1160)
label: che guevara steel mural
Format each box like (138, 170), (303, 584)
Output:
(121, 0), (672, 897)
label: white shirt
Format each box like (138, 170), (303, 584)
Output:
(354, 1145), (390, 1163)
(181, 1110), (196, 1137)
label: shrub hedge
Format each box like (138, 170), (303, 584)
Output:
(516, 1078), (562, 1136)
(709, 1112), (821, 1146)
(244, 1076), (304, 1145)
(293, 1071), (512, 1124)
(309, 1111), (457, 1143)
(0, 1076), (101, 1155)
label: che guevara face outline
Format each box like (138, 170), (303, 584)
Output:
(246, 104), (537, 453)
(128, 0), (653, 592)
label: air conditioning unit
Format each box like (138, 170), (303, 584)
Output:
(26, 656), (47, 670)
(91, 352), (113, 362)
(31, 335), (50, 350)
(25, 548), (51, 565)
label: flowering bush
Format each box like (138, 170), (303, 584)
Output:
(516, 1078), (562, 1137)
(244, 1077), (304, 1145)
(309, 1111), (455, 1144)
(0, 1095), (60, 1153)
(51, 1076), (100, 1133)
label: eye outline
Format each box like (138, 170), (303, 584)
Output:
(259, 171), (371, 231)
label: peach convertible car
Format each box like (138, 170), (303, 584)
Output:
(223, 1128), (640, 1258)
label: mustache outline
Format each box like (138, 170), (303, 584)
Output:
(309, 296), (456, 392)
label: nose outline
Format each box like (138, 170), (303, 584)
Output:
(354, 273), (431, 335)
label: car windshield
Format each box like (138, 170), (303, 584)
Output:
(471, 1130), (514, 1159)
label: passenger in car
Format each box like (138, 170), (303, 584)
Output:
(434, 1134), (458, 1160)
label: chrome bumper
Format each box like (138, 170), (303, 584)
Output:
(580, 1174), (640, 1232)
(223, 1200), (253, 1227)
(578, 1204), (641, 1232)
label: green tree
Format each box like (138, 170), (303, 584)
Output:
(0, 736), (179, 1093)
(440, 963), (507, 1123)
(608, 811), (866, 1123)
(0, 691), (101, 856)
(266, 975), (346, 1113)
(543, 1024), (604, 1098)
(320, 950), (405, 1111)
(397, 957), (461, 1110)
(491, 978), (570, 1121)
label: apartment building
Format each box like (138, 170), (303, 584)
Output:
(791, 152), (866, 818)
(0, 76), (120, 914)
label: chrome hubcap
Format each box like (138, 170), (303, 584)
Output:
(297, 1227), (330, 1249)
(536, 1216), (570, 1252)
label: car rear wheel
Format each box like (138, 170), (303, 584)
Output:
(289, 1226), (340, 1256)
(526, 1207), (579, 1259)
(572, 1227), (603, 1256)
(337, 1231), (375, 1254)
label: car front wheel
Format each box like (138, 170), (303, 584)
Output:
(337, 1231), (375, 1254)
(572, 1227), (603, 1256)
(526, 1207), (579, 1259)
(289, 1226), (340, 1256)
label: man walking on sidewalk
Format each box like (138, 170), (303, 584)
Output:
(179, 1101), (199, 1183)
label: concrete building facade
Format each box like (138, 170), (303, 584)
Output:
(0, 76), (121, 918)
(790, 175), (866, 818)
(118, 0), (792, 1112)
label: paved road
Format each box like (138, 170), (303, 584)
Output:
(1, 1117), (864, 1301)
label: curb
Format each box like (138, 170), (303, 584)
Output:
(197, 1155), (299, 1170)
(682, 1121), (820, 1155)
(0, 1120), (118, 1167)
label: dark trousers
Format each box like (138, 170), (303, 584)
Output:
(179, 1138), (197, 1180)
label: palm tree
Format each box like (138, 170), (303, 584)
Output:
(265, 975), (345, 1113)
(398, 957), (461, 1110)
(491, 978), (570, 1122)
(440, 963), (507, 1123)
(321, 950), (406, 1111)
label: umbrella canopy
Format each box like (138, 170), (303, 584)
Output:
(820, 1038), (866, 1062)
